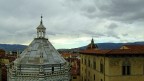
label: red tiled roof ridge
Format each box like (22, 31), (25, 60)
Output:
(106, 49), (144, 54)
(80, 48), (144, 55)
(80, 49), (110, 54)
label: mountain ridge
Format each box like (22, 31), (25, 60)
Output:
(0, 44), (27, 52)
(77, 42), (144, 50)
(1, 42), (144, 52)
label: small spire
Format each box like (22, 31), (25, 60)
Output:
(91, 38), (94, 44)
(40, 15), (43, 24)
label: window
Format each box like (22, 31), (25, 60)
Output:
(85, 59), (86, 65)
(94, 74), (95, 80)
(93, 61), (96, 69)
(122, 66), (131, 75)
(73, 76), (77, 79)
(88, 59), (90, 67)
(60, 64), (61, 70)
(82, 58), (83, 64)
(122, 66), (126, 75)
(100, 63), (104, 73)
(100, 60), (104, 73)
(88, 71), (90, 76)
(127, 66), (130, 75)
(122, 61), (131, 75)
(52, 67), (54, 74)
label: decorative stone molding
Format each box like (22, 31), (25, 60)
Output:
(110, 59), (121, 66)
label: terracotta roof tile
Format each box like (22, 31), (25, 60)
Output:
(80, 47), (144, 55)
(80, 49), (110, 54)
(61, 53), (71, 57)
(107, 49), (144, 55)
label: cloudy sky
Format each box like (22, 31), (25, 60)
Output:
(0, 0), (144, 49)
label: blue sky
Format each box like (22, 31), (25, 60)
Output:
(0, 0), (144, 49)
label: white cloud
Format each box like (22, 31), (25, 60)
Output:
(0, 0), (144, 49)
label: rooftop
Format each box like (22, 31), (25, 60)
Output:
(80, 45), (144, 55)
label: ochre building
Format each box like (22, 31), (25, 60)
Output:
(80, 39), (144, 81)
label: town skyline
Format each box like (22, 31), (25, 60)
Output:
(0, 0), (144, 49)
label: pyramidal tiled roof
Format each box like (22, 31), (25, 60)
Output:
(15, 38), (66, 65)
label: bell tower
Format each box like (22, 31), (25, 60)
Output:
(37, 16), (46, 38)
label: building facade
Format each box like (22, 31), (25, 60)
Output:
(0, 49), (19, 81)
(80, 39), (144, 81)
(7, 16), (70, 81)
(61, 52), (80, 81)
(0, 49), (6, 81)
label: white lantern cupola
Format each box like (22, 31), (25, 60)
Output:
(37, 16), (46, 38)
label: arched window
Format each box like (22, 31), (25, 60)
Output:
(82, 57), (83, 64)
(94, 74), (95, 81)
(100, 60), (104, 73)
(84, 59), (86, 65)
(122, 61), (131, 75)
(88, 59), (90, 67)
(93, 57), (96, 69)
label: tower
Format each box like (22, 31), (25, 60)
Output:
(86, 38), (98, 49)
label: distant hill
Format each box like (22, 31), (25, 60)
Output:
(70, 43), (122, 51)
(78, 42), (144, 50)
(58, 42), (144, 53)
(0, 44), (27, 52)
(1, 42), (144, 52)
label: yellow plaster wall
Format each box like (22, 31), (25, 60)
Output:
(80, 54), (105, 81)
(80, 54), (144, 81)
(0, 59), (9, 64)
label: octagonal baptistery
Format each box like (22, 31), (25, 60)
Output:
(7, 17), (71, 81)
